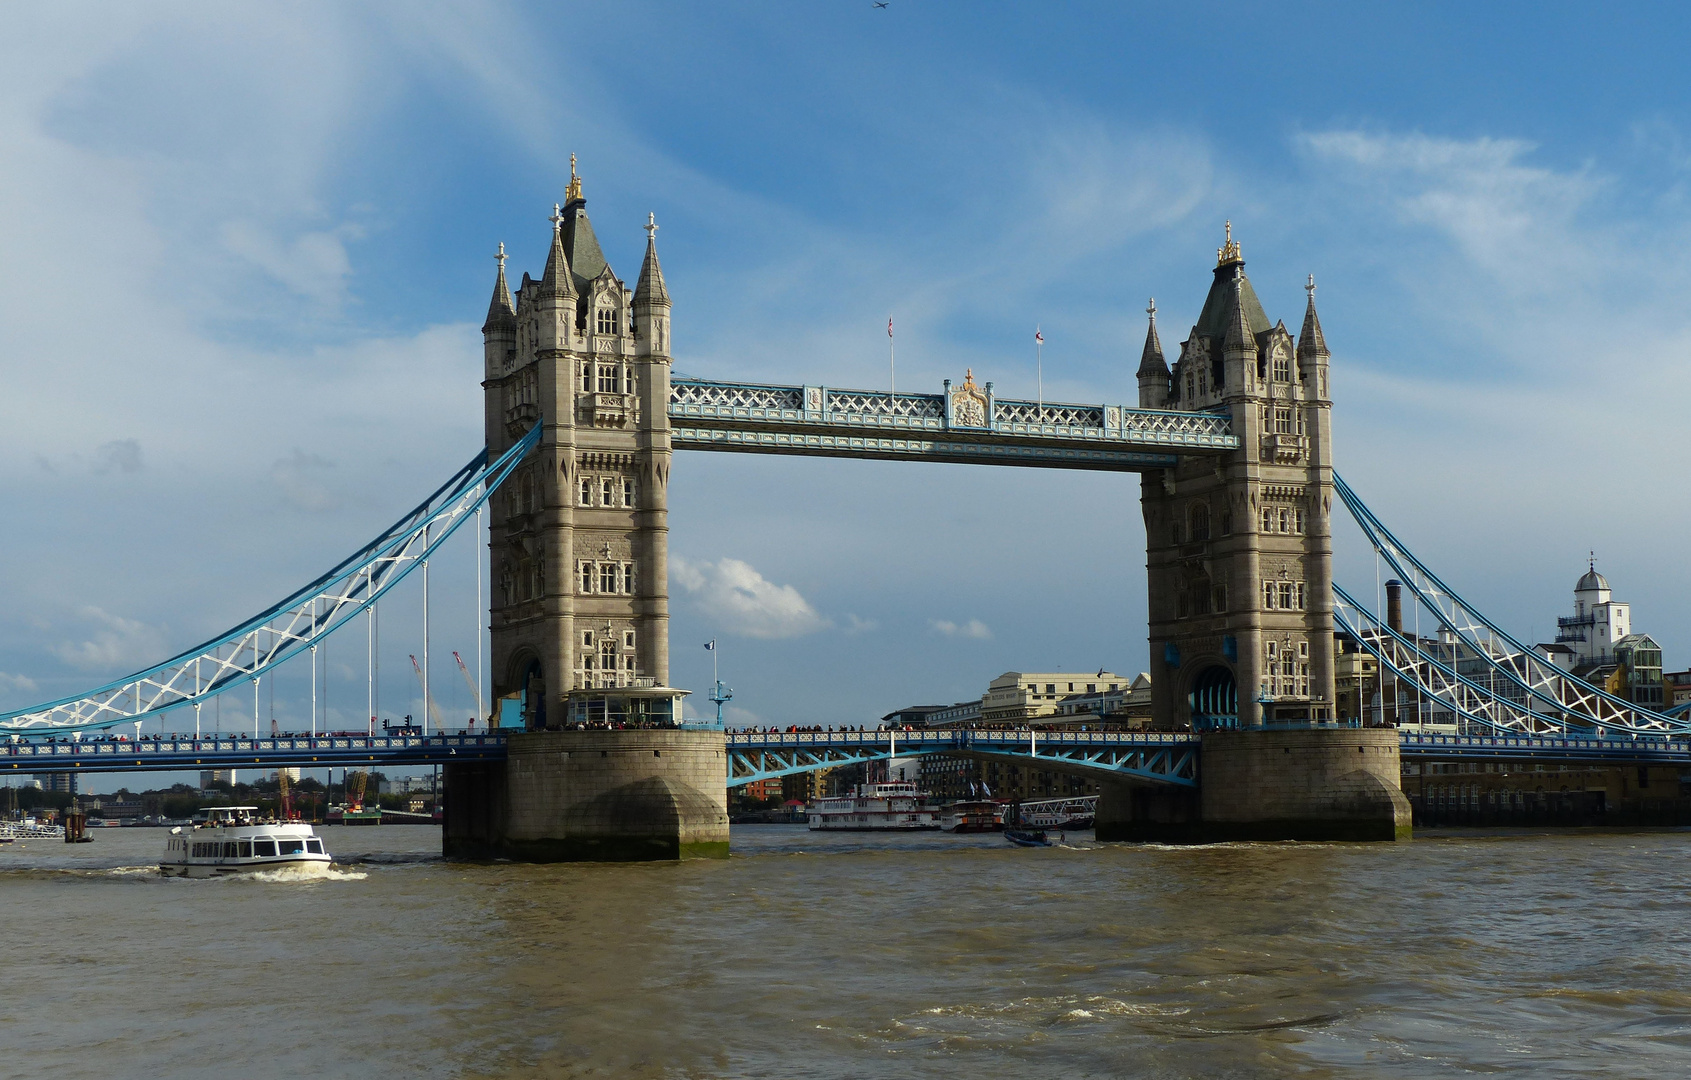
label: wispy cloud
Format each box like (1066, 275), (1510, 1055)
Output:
(51, 606), (166, 673)
(930, 618), (992, 640)
(0, 672), (38, 695)
(272, 448), (339, 512)
(671, 556), (830, 640)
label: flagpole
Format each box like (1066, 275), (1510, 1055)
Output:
(1035, 326), (1043, 410)
(888, 316), (895, 396)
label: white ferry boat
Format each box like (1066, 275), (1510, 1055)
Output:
(159, 807), (332, 878)
(808, 780), (941, 831)
(940, 799), (1002, 833)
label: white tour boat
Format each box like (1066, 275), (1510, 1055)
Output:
(160, 807), (332, 878)
(808, 780), (941, 831)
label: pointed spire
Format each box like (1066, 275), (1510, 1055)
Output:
(540, 204), (575, 301)
(1298, 273), (1328, 359)
(1136, 297), (1167, 377)
(482, 241), (516, 332)
(634, 212), (670, 308)
(1224, 275), (1254, 354)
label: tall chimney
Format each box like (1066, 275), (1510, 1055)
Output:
(1385, 580), (1404, 634)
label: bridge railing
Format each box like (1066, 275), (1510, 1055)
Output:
(725, 730), (1200, 749)
(1, 733), (508, 761)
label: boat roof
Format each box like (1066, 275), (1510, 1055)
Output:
(207, 806), (259, 811)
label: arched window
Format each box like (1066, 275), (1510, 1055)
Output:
(1189, 503), (1211, 542)
(1261, 507), (1274, 533)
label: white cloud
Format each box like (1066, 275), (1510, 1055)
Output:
(842, 614), (878, 634)
(671, 557), (829, 639)
(272, 448), (339, 512)
(50, 606), (166, 673)
(930, 618), (992, 640)
(94, 438), (143, 475)
(0, 672), (38, 694)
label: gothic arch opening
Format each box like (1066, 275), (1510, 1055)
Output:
(1189, 665), (1238, 731)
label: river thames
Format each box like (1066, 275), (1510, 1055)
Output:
(3, 825), (1689, 1078)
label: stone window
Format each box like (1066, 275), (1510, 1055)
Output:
(1220, 509), (1232, 535)
(623, 561), (636, 594)
(1171, 521), (1184, 546)
(1275, 409), (1293, 435)
(1279, 508), (1289, 533)
(579, 562), (594, 593)
(1263, 582), (1276, 610)
(1189, 503), (1210, 542)
(1261, 507), (1273, 533)
(624, 630), (636, 649)
(580, 361), (592, 392)
(579, 477), (593, 506)
(1295, 508), (1306, 532)
(600, 563), (619, 594)
(601, 478), (615, 506)
(1279, 582), (1295, 610)
(1272, 353), (1291, 382)
(598, 364), (619, 393)
(582, 630), (594, 647)
(1212, 583), (1228, 613)
(596, 307), (620, 336)
(623, 478), (637, 507)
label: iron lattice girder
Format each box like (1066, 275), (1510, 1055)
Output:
(0, 425), (543, 734)
(1399, 731), (1691, 764)
(1334, 586), (1574, 736)
(0, 733), (509, 773)
(725, 730), (1199, 787)
(668, 378), (1236, 471)
(1333, 474), (1690, 737)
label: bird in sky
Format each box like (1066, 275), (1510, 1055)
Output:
(873, 2), (889, 8)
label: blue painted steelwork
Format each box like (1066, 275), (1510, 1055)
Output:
(668, 378), (1237, 471)
(0, 733), (509, 773)
(1399, 731), (1691, 764)
(0, 425), (544, 734)
(1334, 474), (1691, 737)
(725, 729), (1199, 788)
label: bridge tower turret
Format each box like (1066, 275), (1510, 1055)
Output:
(1142, 224), (1336, 731)
(1112, 227), (1406, 843)
(456, 160), (724, 862)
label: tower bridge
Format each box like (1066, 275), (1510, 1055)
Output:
(7, 167), (1689, 857)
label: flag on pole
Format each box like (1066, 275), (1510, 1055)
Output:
(887, 317), (893, 338)
(1035, 327), (1044, 344)
(704, 640), (716, 651)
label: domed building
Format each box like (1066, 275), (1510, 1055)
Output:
(1551, 559), (1663, 708)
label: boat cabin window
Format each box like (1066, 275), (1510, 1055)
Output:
(305, 840), (324, 854)
(253, 840), (278, 857)
(222, 843), (238, 858)
(237, 841), (252, 858)
(278, 839), (305, 855)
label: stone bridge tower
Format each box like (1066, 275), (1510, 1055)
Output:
(1138, 225), (1336, 730)
(480, 161), (678, 730)
(450, 162), (727, 863)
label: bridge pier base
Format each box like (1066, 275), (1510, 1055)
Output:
(1096, 728), (1411, 842)
(443, 730), (729, 861)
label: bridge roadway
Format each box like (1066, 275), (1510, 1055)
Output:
(8, 728), (1691, 780)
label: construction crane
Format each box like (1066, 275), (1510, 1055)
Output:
(407, 654), (446, 732)
(453, 651), (487, 729)
(278, 769), (294, 820)
(346, 769), (368, 812)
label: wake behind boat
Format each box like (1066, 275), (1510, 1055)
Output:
(160, 807), (332, 878)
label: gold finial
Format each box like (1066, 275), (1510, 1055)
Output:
(565, 153), (583, 203)
(1216, 220), (1242, 266)
(963, 367), (978, 389)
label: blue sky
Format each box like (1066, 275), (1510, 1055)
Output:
(3, 3), (1690, 783)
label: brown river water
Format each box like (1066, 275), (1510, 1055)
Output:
(3, 824), (1690, 1079)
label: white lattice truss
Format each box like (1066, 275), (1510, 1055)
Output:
(1, 425), (542, 734)
(1334, 475), (1690, 737)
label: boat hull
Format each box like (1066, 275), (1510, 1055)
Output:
(159, 855), (333, 879)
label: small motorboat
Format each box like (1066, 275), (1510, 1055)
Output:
(1004, 828), (1059, 847)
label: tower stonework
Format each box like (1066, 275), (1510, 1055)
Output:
(1101, 228), (1409, 841)
(445, 163), (727, 861)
